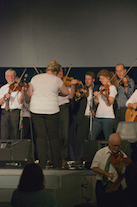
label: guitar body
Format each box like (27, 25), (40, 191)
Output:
(125, 108), (137, 122)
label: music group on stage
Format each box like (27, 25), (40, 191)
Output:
(0, 60), (136, 171)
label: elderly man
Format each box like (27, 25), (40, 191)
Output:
(0, 69), (23, 140)
(91, 133), (127, 207)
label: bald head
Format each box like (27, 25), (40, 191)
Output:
(108, 133), (121, 153)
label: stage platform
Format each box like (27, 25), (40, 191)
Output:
(0, 168), (97, 207)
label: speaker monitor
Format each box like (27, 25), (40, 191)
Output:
(0, 139), (33, 167)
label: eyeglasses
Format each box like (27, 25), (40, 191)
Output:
(99, 77), (106, 81)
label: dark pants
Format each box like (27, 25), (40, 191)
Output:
(114, 107), (127, 132)
(59, 103), (69, 161)
(1, 109), (20, 140)
(75, 116), (90, 162)
(31, 112), (61, 168)
(96, 180), (122, 207)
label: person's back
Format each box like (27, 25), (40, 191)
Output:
(11, 189), (55, 207)
(11, 163), (55, 207)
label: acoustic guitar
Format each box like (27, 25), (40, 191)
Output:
(125, 108), (137, 122)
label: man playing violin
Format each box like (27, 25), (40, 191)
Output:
(114, 63), (135, 131)
(0, 69), (24, 140)
(57, 66), (78, 169)
(74, 71), (97, 169)
(91, 133), (127, 207)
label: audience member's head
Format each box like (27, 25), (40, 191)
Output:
(18, 163), (45, 193)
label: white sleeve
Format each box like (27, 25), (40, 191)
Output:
(109, 85), (117, 98)
(90, 151), (101, 169)
(126, 90), (137, 107)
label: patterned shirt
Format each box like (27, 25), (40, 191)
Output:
(116, 78), (135, 107)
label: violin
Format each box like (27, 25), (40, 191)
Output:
(10, 82), (29, 92)
(76, 85), (89, 97)
(99, 84), (110, 97)
(63, 76), (82, 86)
(109, 151), (132, 168)
(119, 75), (130, 86)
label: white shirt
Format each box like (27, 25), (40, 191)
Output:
(96, 85), (117, 118)
(91, 146), (126, 182)
(0, 83), (22, 109)
(30, 73), (63, 114)
(126, 89), (137, 106)
(84, 88), (93, 116)
(58, 87), (70, 106)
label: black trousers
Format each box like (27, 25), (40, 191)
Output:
(75, 116), (90, 161)
(59, 103), (69, 161)
(114, 107), (127, 132)
(96, 180), (122, 207)
(31, 112), (61, 168)
(1, 109), (20, 140)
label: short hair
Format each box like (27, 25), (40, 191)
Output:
(85, 71), (95, 79)
(18, 163), (45, 193)
(115, 63), (125, 69)
(5, 68), (16, 77)
(46, 60), (61, 74)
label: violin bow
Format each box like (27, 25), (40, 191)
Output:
(12, 68), (27, 92)
(32, 64), (39, 74)
(63, 64), (72, 83)
(117, 57), (137, 85)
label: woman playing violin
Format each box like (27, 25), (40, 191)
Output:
(92, 69), (118, 141)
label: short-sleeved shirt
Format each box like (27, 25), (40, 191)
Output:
(30, 73), (63, 114)
(95, 85), (117, 118)
(0, 83), (22, 109)
(91, 146), (126, 182)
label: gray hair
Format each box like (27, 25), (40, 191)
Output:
(5, 68), (16, 77)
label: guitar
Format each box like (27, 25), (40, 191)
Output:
(125, 108), (137, 122)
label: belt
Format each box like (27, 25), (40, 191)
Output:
(2, 109), (20, 112)
(85, 115), (90, 118)
(59, 103), (69, 110)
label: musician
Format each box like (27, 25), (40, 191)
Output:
(26, 60), (69, 169)
(0, 69), (24, 140)
(126, 89), (137, 110)
(57, 67), (77, 169)
(91, 133), (127, 207)
(74, 71), (96, 168)
(114, 63), (135, 131)
(92, 69), (117, 140)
